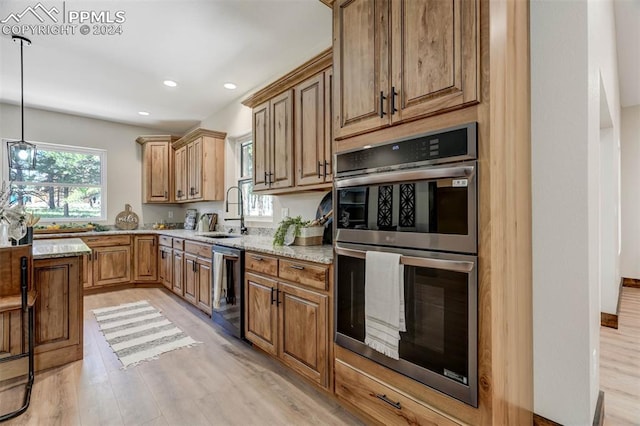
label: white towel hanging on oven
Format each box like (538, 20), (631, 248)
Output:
(365, 251), (405, 360)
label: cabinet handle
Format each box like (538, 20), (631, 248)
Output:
(324, 160), (329, 177)
(88, 251), (92, 261)
(268, 172), (274, 186)
(289, 264), (305, 270)
(193, 261), (197, 273)
(251, 255), (264, 261)
(270, 287), (276, 305)
(190, 187), (195, 196)
(276, 289), (282, 306)
(379, 91), (387, 118)
(94, 251), (98, 261)
(317, 161), (322, 178)
(375, 394), (401, 410)
(87, 238), (99, 242)
(391, 86), (398, 114)
(161, 251), (165, 259)
(177, 189), (182, 198)
(164, 191), (168, 198)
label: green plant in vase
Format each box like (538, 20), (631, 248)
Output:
(273, 216), (311, 246)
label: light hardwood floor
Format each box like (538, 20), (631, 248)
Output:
(1, 287), (362, 426)
(601, 287), (640, 425)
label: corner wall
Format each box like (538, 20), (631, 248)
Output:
(621, 105), (640, 278)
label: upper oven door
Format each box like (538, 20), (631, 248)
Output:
(334, 161), (477, 254)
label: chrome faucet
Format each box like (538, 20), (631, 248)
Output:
(224, 186), (247, 235)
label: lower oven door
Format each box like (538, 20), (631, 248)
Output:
(334, 242), (478, 407)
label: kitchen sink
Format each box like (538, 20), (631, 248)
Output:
(197, 233), (241, 238)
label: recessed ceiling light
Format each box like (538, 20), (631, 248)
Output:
(163, 80), (177, 87)
(138, 111), (150, 116)
(223, 82), (237, 90)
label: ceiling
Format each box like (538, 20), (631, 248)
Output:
(0, 0), (332, 134)
(614, 0), (640, 108)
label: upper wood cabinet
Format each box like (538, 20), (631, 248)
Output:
(136, 135), (179, 203)
(243, 49), (333, 195)
(333, 0), (479, 139)
(172, 128), (227, 203)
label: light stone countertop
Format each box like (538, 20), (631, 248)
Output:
(35, 229), (334, 264)
(32, 238), (91, 260)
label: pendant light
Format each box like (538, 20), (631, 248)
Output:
(7, 35), (36, 170)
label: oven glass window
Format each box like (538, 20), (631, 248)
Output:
(336, 179), (469, 235)
(336, 255), (365, 342)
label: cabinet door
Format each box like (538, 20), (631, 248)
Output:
(324, 67), (334, 182)
(172, 250), (184, 295)
(253, 101), (270, 191)
(175, 146), (187, 201)
(144, 141), (171, 202)
(295, 74), (325, 186)
(33, 257), (81, 353)
(83, 251), (93, 288)
(270, 90), (294, 189)
(133, 236), (157, 282)
(93, 245), (131, 286)
(196, 258), (212, 314)
(245, 272), (278, 355)
(159, 246), (173, 289)
(390, 0), (478, 123)
(334, 0), (390, 139)
(187, 138), (203, 200)
(184, 253), (198, 305)
(278, 282), (328, 387)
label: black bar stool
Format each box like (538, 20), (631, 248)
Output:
(0, 255), (37, 422)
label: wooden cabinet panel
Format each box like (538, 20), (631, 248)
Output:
(173, 238), (185, 251)
(245, 252), (278, 276)
(184, 241), (212, 258)
(196, 258), (212, 314)
(82, 251), (92, 288)
(184, 254), (198, 305)
(133, 235), (157, 282)
(245, 272), (278, 356)
(33, 257), (81, 354)
(187, 137), (202, 200)
(172, 250), (184, 296)
(159, 246), (173, 289)
(159, 235), (172, 247)
(295, 73), (326, 186)
(335, 360), (461, 426)
(324, 67), (334, 181)
(145, 142), (171, 202)
(278, 282), (328, 387)
(93, 245), (131, 286)
(253, 102), (270, 191)
(83, 235), (130, 247)
(334, 0), (390, 139)
(270, 90), (294, 190)
(278, 259), (328, 291)
(390, 0), (478, 123)
(174, 146), (187, 201)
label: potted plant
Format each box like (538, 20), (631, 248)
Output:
(273, 215), (325, 246)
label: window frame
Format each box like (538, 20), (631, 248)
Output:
(2, 139), (108, 223)
(234, 133), (272, 222)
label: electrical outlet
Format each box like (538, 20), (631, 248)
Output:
(167, 211), (173, 219)
(282, 208), (289, 218)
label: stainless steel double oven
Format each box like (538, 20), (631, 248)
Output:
(333, 122), (479, 406)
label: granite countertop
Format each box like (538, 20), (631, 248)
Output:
(32, 238), (91, 260)
(35, 229), (334, 264)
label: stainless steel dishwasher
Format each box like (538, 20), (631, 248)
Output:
(211, 244), (246, 340)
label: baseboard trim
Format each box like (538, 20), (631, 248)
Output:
(600, 312), (618, 329)
(593, 391), (604, 426)
(622, 277), (640, 288)
(533, 413), (562, 426)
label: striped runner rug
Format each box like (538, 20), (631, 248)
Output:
(92, 300), (200, 368)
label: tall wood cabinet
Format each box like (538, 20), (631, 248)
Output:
(244, 252), (331, 389)
(172, 128), (227, 202)
(333, 0), (479, 139)
(136, 135), (179, 203)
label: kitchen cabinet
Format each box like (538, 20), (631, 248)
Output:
(136, 135), (178, 203)
(172, 238), (184, 296)
(184, 253), (198, 305)
(184, 241), (213, 315)
(172, 128), (226, 202)
(333, 0), (479, 139)
(253, 90), (294, 192)
(133, 235), (157, 282)
(158, 237), (173, 290)
(294, 68), (333, 186)
(244, 252), (331, 388)
(82, 235), (131, 289)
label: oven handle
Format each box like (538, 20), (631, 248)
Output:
(335, 164), (475, 188)
(334, 245), (474, 273)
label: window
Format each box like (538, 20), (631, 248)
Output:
(4, 141), (107, 222)
(237, 135), (272, 219)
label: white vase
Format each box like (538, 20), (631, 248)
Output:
(0, 223), (10, 247)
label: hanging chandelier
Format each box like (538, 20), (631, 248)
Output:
(7, 35), (36, 171)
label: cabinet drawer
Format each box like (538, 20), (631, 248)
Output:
(173, 238), (184, 251)
(278, 259), (328, 291)
(159, 235), (172, 247)
(245, 252), (278, 276)
(335, 360), (461, 426)
(184, 240), (212, 258)
(82, 235), (131, 247)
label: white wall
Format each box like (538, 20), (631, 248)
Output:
(531, 0), (621, 423)
(621, 106), (640, 278)
(0, 103), (182, 225)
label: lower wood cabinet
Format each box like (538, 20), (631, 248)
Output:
(82, 235), (131, 289)
(158, 245), (173, 289)
(245, 252), (331, 389)
(133, 235), (157, 282)
(33, 255), (83, 371)
(183, 241), (212, 315)
(172, 249), (184, 295)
